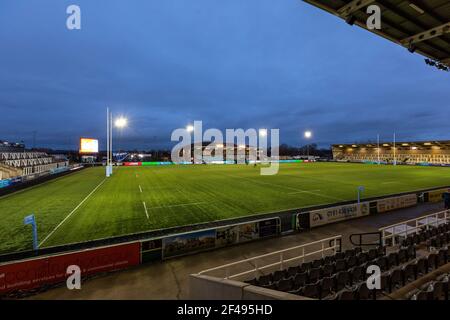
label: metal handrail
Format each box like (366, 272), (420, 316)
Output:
(379, 210), (449, 246)
(349, 231), (382, 247)
(198, 235), (342, 280)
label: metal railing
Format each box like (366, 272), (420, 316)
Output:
(380, 210), (450, 246)
(198, 235), (342, 281)
(349, 231), (382, 247)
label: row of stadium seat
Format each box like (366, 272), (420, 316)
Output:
(297, 246), (417, 299)
(248, 247), (385, 287)
(249, 247), (369, 287)
(248, 241), (450, 300)
(330, 247), (450, 300)
(247, 245), (420, 299)
(409, 274), (450, 300)
(401, 222), (450, 248)
(246, 224), (450, 299)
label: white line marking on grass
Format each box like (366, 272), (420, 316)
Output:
(147, 201), (209, 210)
(235, 175), (347, 202)
(288, 189), (321, 195)
(143, 201), (149, 220)
(139, 185), (143, 193)
(39, 178), (107, 248)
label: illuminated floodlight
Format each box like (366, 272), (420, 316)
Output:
(216, 144), (224, 148)
(259, 129), (267, 137)
(186, 125), (194, 132)
(238, 144), (246, 149)
(115, 117), (128, 128)
(304, 131), (312, 139)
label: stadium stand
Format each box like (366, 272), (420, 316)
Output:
(332, 140), (450, 165)
(184, 142), (259, 164)
(303, 0), (450, 71)
(0, 140), (69, 180)
(244, 241), (449, 299)
(0, 140), (25, 152)
(194, 210), (450, 300)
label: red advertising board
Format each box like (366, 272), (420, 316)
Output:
(0, 242), (140, 294)
(123, 162), (141, 166)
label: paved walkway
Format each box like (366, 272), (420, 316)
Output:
(29, 202), (446, 300)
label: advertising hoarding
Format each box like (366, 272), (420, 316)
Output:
(309, 202), (370, 228)
(79, 138), (99, 154)
(0, 242), (140, 294)
(377, 194), (417, 213)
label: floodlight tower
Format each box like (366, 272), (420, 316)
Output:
(304, 130), (312, 157)
(106, 108), (128, 177)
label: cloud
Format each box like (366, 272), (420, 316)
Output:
(0, 0), (448, 149)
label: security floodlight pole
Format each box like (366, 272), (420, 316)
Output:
(106, 110), (128, 177)
(377, 134), (380, 165)
(106, 108), (110, 177)
(304, 131), (312, 157)
(114, 117), (128, 154)
(110, 111), (113, 174)
(393, 132), (397, 166)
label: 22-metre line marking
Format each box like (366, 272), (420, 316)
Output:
(143, 201), (149, 220)
(39, 178), (107, 247)
(139, 185), (143, 193)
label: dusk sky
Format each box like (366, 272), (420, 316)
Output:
(0, 0), (449, 150)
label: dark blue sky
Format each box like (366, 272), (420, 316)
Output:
(0, 0), (448, 150)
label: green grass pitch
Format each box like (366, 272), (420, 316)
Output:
(0, 163), (449, 254)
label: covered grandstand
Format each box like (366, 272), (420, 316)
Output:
(303, 0), (450, 70)
(332, 140), (450, 164)
(0, 140), (69, 180)
(192, 210), (450, 300)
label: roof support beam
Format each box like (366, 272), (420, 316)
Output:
(440, 58), (450, 67)
(408, 0), (447, 24)
(337, 0), (377, 17)
(401, 23), (450, 46)
(376, 0), (450, 56)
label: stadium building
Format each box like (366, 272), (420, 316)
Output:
(0, 140), (69, 180)
(188, 142), (259, 164)
(332, 140), (450, 165)
(0, 140), (25, 152)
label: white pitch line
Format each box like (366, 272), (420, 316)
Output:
(147, 201), (209, 210)
(288, 189), (321, 195)
(139, 185), (143, 193)
(235, 175), (346, 202)
(143, 201), (149, 220)
(39, 178), (107, 247)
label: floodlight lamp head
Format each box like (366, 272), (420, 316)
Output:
(115, 117), (128, 128)
(259, 129), (267, 137)
(304, 131), (312, 139)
